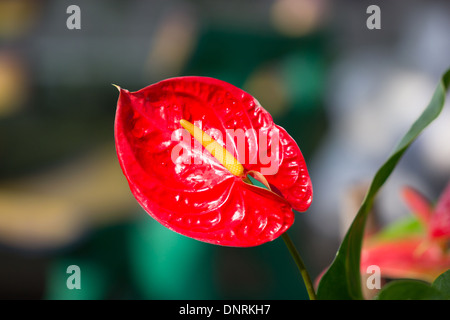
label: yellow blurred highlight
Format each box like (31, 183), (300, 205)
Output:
(0, 0), (40, 39)
(270, 0), (327, 37)
(0, 144), (138, 249)
(244, 65), (290, 118)
(0, 52), (28, 117)
(145, 10), (198, 79)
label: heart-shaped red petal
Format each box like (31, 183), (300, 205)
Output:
(114, 76), (312, 246)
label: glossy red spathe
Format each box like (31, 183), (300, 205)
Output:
(114, 76), (312, 247)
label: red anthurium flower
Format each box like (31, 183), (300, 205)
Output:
(361, 183), (450, 282)
(114, 76), (312, 247)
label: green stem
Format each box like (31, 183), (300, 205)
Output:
(281, 232), (317, 300)
(243, 175), (316, 299)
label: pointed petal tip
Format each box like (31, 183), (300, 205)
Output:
(401, 186), (432, 225)
(112, 84), (121, 92)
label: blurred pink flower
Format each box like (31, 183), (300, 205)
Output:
(361, 182), (450, 282)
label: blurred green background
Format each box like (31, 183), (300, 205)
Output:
(0, 0), (449, 299)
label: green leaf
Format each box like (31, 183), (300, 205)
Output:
(376, 269), (450, 300)
(316, 69), (450, 300)
(376, 280), (446, 300)
(432, 269), (450, 297)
